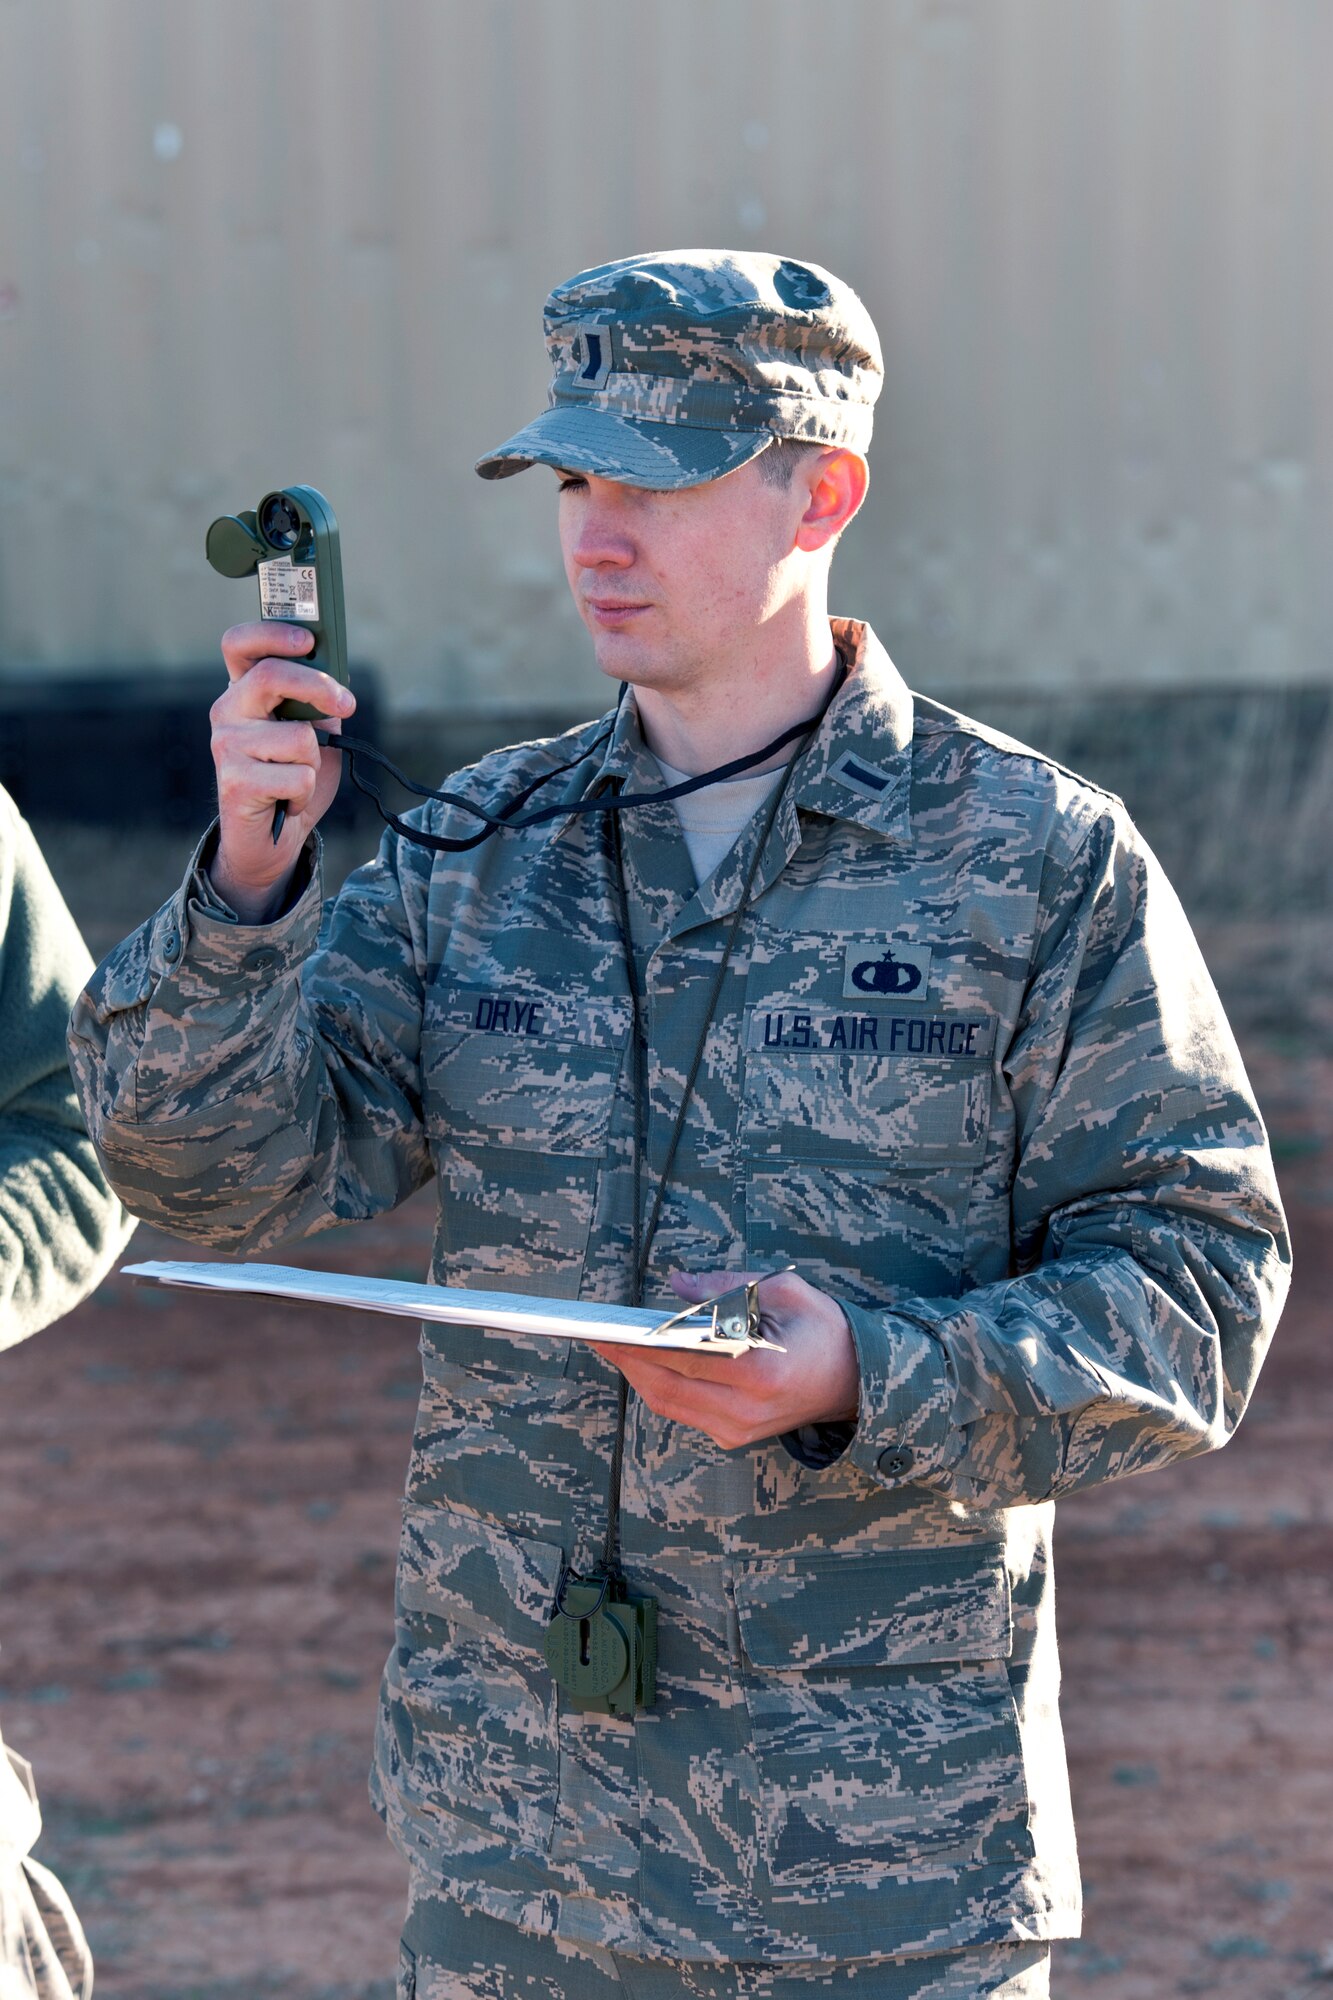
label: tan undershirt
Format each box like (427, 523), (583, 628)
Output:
(652, 755), (785, 886)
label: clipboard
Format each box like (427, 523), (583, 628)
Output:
(121, 1261), (789, 1356)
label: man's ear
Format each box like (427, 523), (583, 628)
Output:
(794, 450), (870, 554)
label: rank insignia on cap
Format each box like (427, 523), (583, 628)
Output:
(570, 325), (614, 391)
(843, 941), (933, 1001)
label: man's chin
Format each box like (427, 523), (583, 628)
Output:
(588, 630), (666, 687)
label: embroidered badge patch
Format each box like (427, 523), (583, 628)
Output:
(570, 325), (614, 391)
(843, 941), (932, 1001)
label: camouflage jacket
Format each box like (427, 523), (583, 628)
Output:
(70, 621), (1289, 1964)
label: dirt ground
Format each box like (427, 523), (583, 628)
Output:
(1, 826), (1329, 2000)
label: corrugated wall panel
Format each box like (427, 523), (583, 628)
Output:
(0, 0), (1328, 717)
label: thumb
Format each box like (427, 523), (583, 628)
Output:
(668, 1268), (756, 1303)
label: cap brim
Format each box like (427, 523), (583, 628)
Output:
(475, 407), (773, 490)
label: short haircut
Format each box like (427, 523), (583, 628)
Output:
(755, 439), (827, 489)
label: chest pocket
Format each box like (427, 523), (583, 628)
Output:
(422, 977), (628, 1373)
(740, 1018), (994, 1308)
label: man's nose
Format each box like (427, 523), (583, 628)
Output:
(569, 497), (635, 570)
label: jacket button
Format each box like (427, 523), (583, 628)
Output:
(161, 929), (180, 962)
(243, 947), (280, 974)
(877, 1446), (913, 1478)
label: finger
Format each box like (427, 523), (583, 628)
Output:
(623, 1364), (767, 1449)
(668, 1268), (758, 1303)
(213, 657), (356, 724)
(587, 1341), (752, 1389)
(221, 620), (314, 678)
(585, 1343), (730, 1430)
(668, 1267), (806, 1307)
(214, 717), (328, 765)
(216, 752), (320, 815)
(211, 725), (325, 814)
(666, 1269), (811, 1349)
(678, 1266), (816, 1314)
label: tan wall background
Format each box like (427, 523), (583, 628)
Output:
(1, 0), (1329, 724)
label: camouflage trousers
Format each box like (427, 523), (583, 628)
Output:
(399, 1886), (1051, 2000)
(0, 1746), (94, 2000)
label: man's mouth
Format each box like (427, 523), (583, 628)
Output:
(586, 598), (651, 625)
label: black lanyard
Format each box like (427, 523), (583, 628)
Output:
(541, 664), (847, 1710)
(314, 681), (841, 858)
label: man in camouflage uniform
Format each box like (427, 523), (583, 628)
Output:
(70, 253), (1289, 1998)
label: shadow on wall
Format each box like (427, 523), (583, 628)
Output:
(3, 670), (1327, 919)
(948, 684), (1332, 920)
(0, 668), (382, 833)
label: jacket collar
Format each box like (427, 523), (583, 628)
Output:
(562, 620), (915, 932)
(789, 618), (914, 843)
(586, 617), (914, 842)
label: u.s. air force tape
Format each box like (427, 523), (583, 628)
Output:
(746, 1010), (997, 1059)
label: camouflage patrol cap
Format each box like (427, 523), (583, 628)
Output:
(475, 249), (882, 490)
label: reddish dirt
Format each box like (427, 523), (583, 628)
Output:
(0, 1192), (432, 2000)
(2, 831), (1329, 1998)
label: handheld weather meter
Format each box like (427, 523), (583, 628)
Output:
(205, 486), (348, 837)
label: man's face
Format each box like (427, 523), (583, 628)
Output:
(555, 454), (808, 699)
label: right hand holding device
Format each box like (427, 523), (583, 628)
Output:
(208, 621), (356, 923)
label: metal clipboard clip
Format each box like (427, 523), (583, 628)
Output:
(647, 1266), (795, 1352)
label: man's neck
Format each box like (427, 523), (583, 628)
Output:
(632, 625), (842, 777)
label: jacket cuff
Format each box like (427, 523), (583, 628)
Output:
(842, 1301), (958, 1489)
(779, 1421), (857, 1469)
(146, 823), (323, 982)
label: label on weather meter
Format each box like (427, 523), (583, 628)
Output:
(258, 556), (319, 623)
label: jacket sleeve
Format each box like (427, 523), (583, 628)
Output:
(1, 791), (135, 1346)
(68, 823), (434, 1251)
(839, 804), (1291, 1508)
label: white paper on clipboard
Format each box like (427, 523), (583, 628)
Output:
(120, 1261), (783, 1356)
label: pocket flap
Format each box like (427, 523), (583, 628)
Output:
(742, 1049), (992, 1165)
(734, 1543), (1012, 1669)
(397, 1502), (565, 1647)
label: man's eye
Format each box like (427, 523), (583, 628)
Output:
(556, 474), (587, 493)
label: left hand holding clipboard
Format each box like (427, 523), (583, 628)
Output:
(589, 1267), (859, 1451)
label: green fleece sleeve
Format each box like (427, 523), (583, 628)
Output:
(1, 789), (134, 1345)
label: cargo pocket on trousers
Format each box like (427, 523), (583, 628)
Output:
(734, 1543), (1033, 1886)
(383, 1502), (565, 1854)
